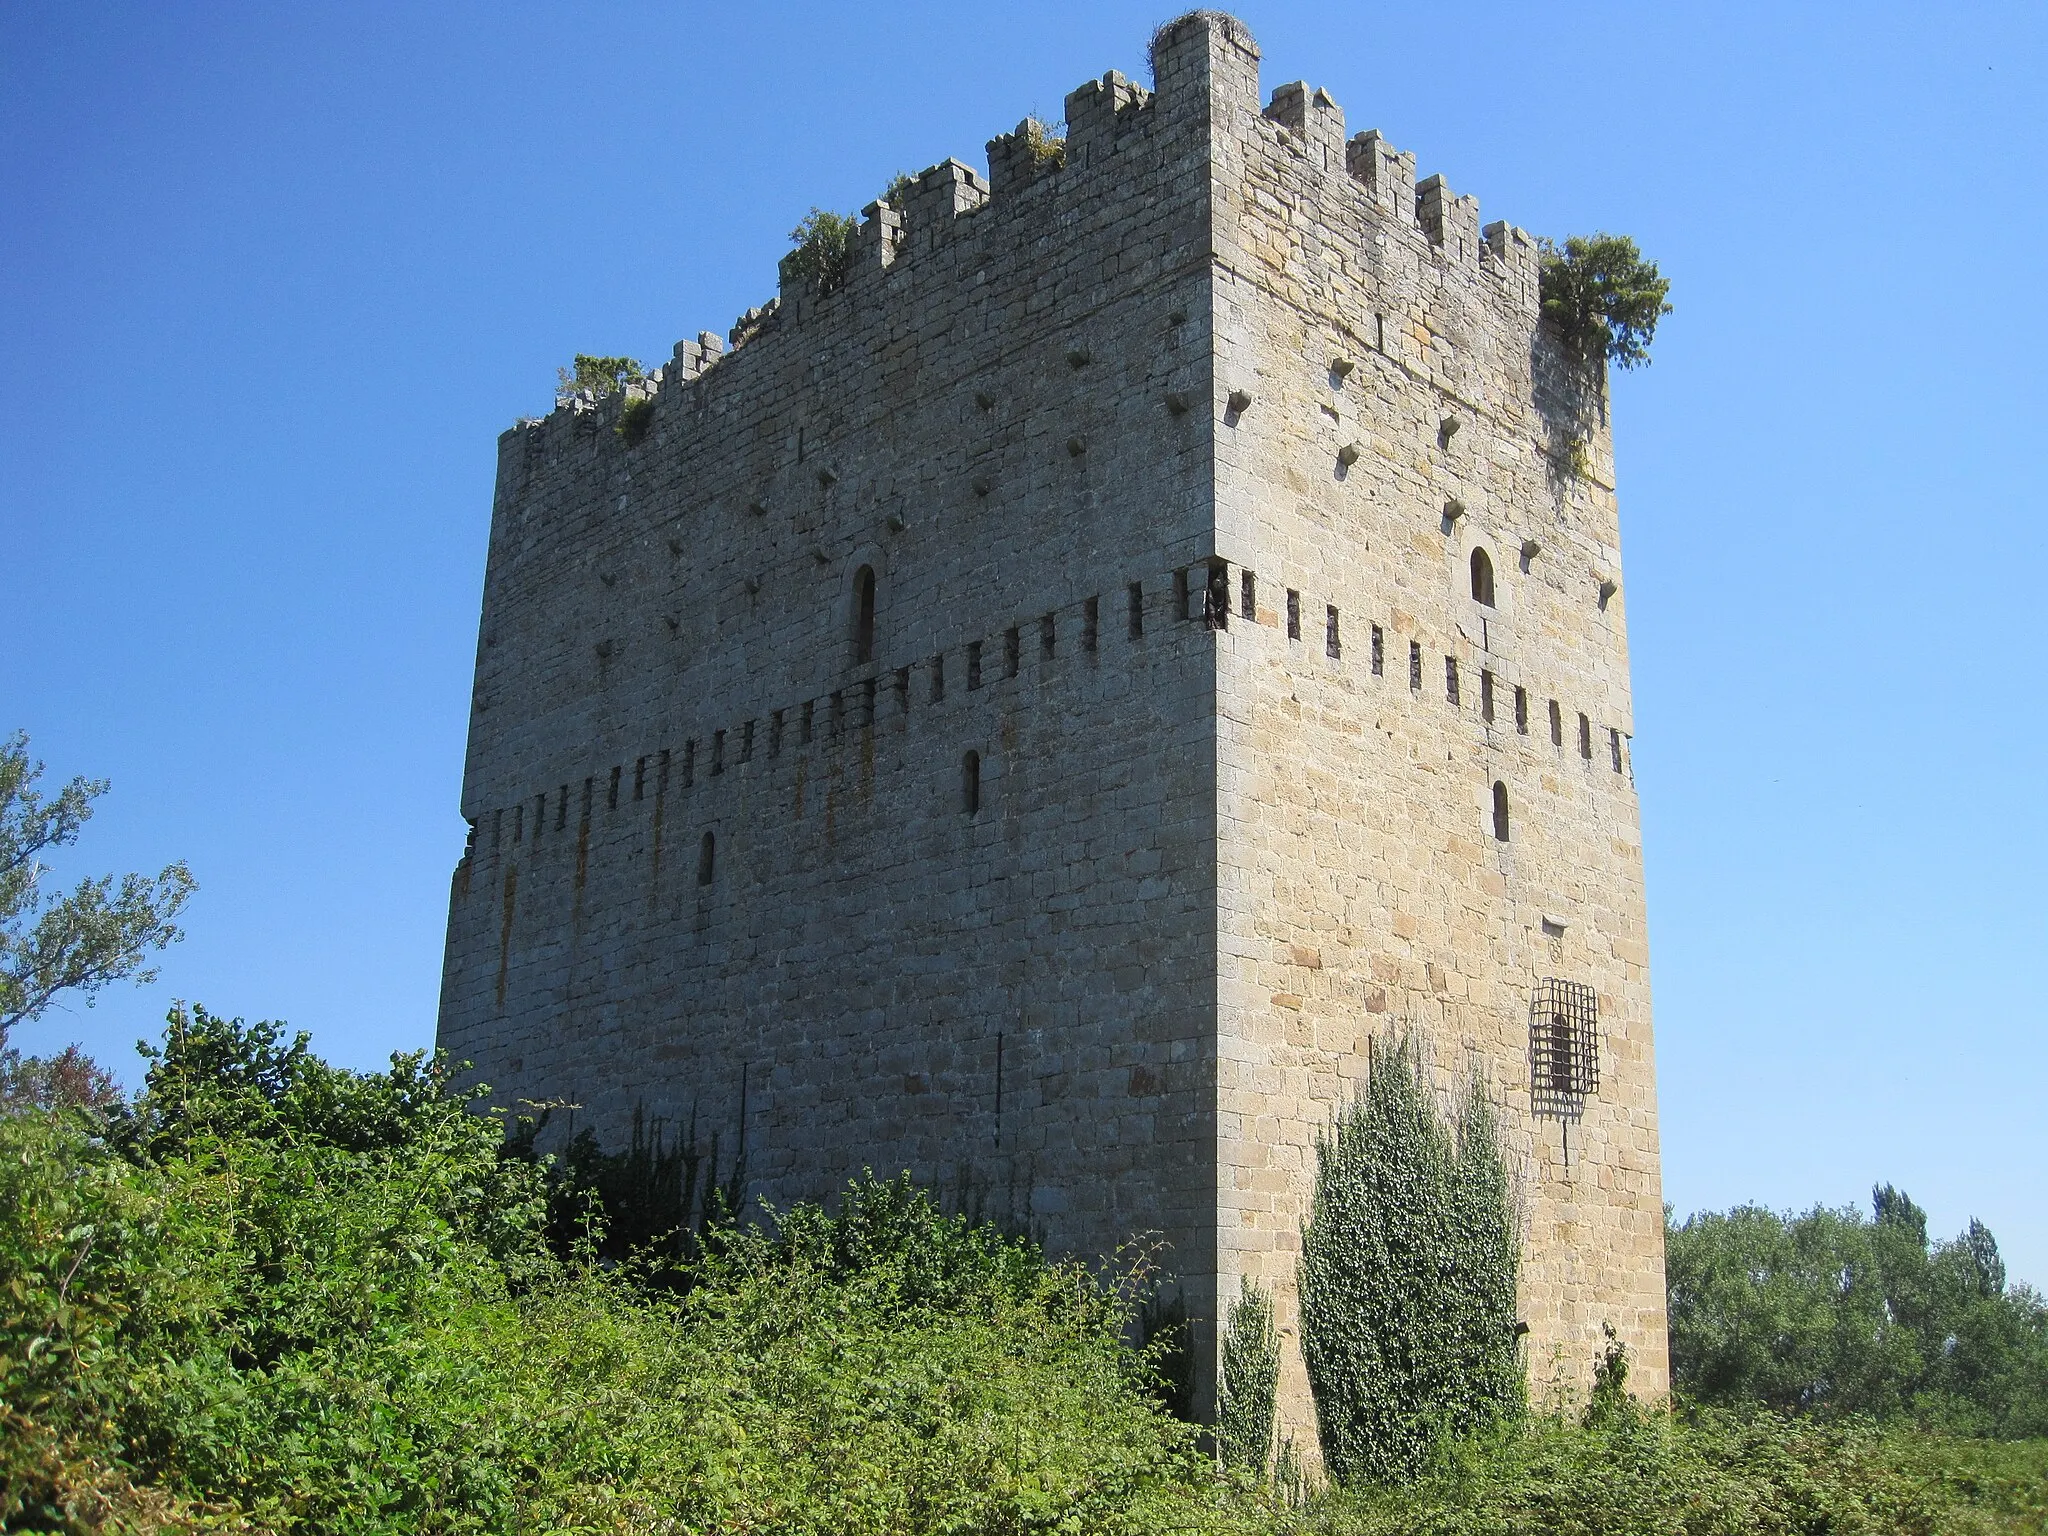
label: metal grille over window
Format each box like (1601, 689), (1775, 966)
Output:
(1529, 978), (1599, 1120)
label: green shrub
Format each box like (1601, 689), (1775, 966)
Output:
(555, 352), (643, 402)
(1298, 1036), (1523, 1484)
(1021, 115), (1067, 169)
(0, 1016), (1263, 1534)
(1297, 1407), (2026, 1536)
(781, 208), (858, 295)
(614, 393), (654, 445)
(1537, 233), (1671, 371)
(1219, 1276), (1280, 1475)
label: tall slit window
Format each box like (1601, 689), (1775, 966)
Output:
(1492, 780), (1510, 842)
(696, 830), (715, 886)
(961, 750), (981, 815)
(852, 565), (877, 664)
(1470, 546), (1496, 606)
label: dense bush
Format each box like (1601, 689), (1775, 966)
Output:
(0, 1010), (1250, 1534)
(4, 1012), (2042, 1532)
(1299, 1401), (2047, 1536)
(1299, 1036), (1523, 1484)
(1668, 1185), (2048, 1436)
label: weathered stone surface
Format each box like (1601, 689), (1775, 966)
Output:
(438, 11), (1666, 1451)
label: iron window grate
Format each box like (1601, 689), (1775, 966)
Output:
(1529, 978), (1599, 1120)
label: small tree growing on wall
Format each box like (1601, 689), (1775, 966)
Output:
(1298, 1034), (1524, 1483)
(780, 208), (859, 296)
(1538, 233), (1672, 372)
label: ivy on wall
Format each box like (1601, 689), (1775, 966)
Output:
(1299, 1034), (1524, 1483)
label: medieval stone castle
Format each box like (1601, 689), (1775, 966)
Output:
(438, 10), (1668, 1433)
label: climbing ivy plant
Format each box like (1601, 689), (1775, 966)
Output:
(1538, 233), (1672, 371)
(1298, 1034), (1524, 1484)
(1217, 1276), (1280, 1476)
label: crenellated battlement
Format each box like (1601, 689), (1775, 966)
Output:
(508, 10), (1562, 452)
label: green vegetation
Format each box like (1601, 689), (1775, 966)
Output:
(1, 733), (194, 1044)
(1297, 1404), (2047, 1535)
(0, 1010), (1241, 1533)
(1668, 1185), (2048, 1436)
(2, 1007), (2041, 1531)
(781, 207), (858, 295)
(1537, 233), (1672, 371)
(1020, 115), (1067, 169)
(613, 394), (654, 445)
(1218, 1277), (1280, 1475)
(554, 352), (643, 402)
(1299, 1036), (1523, 1483)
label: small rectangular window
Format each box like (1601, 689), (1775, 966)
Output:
(1610, 727), (1623, 772)
(607, 765), (621, 809)
(1325, 605), (1341, 659)
(1083, 596), (1098, 653)
(1173, 567), (1190, 621)
(556, 785), (568, 831)
(710, 732), (724, 775)
(1410, 642), (1423, 691)
(1446, 656), (1460, 705)
(1005, 627), (1020, 678)
(1579, 712), (1592, 759)
(1549, 699), (1562, 746)
(1371, 623), (1384, 676)
(968, 641), (983, 690)
(801, 700), (815, 744)
(1240, 568), (1256, 620)
(1205, 563), (1230, 629)
(1039, 613), (1055, 660)
(1481, 669), (1495, 723)
(1286, 589), (1301, 639)
(1514, 686), (1528, 735)
(1128, 582), (1144, 639)
(930, 653), (945, 703)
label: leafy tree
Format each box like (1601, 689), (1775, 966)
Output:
(1538, 233), (1672, 371)
(1299, 1035), (1523, 1484)
(1217, 1276), (1279, 1476)
(780, 208), (858, 294)
(1667, 1185), (2048, 1437)
(0, 732), (193, 1044)
(555, 353), (644, 402)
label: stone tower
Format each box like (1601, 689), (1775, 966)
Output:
(439, 10), (1667, 1436)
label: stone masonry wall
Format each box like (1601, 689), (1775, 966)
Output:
(438, 10), (1668, 1445)
(1198, 25), (1667, 1449)
(439, 23), (1250, 1317)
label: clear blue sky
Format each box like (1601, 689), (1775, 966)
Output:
(7, 2), (2044, 1285)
